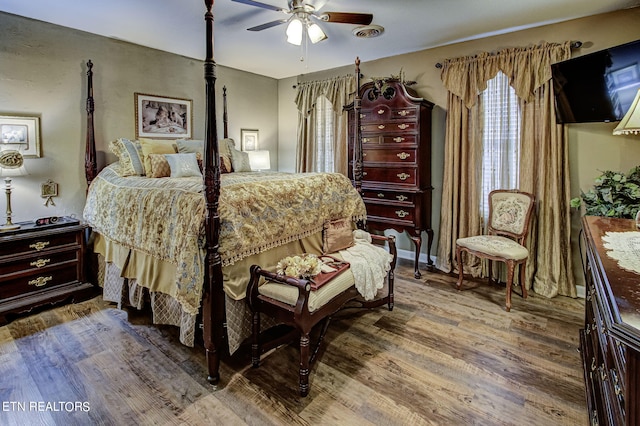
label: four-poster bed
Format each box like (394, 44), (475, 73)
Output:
(82, 0), (370, 386)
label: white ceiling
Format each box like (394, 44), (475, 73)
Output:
(1, 0), (639, 79)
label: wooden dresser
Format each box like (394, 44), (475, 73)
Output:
(0, 218), (96, 324)
(581, 216), (640, 425)
(346, 79), (434, 278)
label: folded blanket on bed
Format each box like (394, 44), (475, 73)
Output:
(83, 164), (366, 314)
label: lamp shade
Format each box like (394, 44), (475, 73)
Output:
(247, 150), (271, 171)
(286, 18), (303, 46)
(0, 150), (27, 177)
(613, 88), (640, 135)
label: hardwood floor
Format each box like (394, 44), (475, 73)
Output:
(0, 260), (587, 425)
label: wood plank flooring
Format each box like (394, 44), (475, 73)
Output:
(0, 260), (587, 425)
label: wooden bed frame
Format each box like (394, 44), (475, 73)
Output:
(83, 0), (365, 387)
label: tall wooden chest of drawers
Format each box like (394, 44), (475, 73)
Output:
(0, 218), (95, 324)
(581, 216), (640, 425)
(346, 79), (434, 278)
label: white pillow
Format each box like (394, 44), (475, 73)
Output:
(164, 153), (202, 178)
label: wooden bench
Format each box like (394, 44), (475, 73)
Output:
(245, 234), (397, 396)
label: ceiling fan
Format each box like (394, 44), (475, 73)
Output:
(231, 0), (373, 45)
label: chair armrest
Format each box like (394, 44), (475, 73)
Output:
(246, 264), (312, 313)
(370, 234), (397, 270)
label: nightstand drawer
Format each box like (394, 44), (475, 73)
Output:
(1, 249), (80, 276)
(0, 232), (80, 258)
(0, 265), (79, 301)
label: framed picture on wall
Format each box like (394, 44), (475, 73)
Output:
(0, 114), (42, 158)
(135, 93), (192, 139)
(241, 129), (259, 151)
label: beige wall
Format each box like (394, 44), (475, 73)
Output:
(0, 12), (278, 223)
(2, 8), (640, 288)
(277, 7), (640, 282)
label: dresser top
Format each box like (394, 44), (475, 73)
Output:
(583, 216), (640, 338)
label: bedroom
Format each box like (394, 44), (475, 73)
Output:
(1, 0), (640, 424)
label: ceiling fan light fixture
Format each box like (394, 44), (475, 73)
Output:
(307, 22), (327, 44)
(286, 18), (303, 45)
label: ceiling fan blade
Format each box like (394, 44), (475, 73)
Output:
(247, 19), (288, 31)
(319, 12), (373, 25)
(231, 0), (286, 13)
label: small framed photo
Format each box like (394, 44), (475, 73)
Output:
(135, 93), (192, 139)
(241, 129), (259, 151)
(0, 114), (42, 158)
(41, 180), (58, 198)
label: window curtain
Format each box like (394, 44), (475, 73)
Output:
(436, 41), (577, 298)
(294, 75), (355, 174)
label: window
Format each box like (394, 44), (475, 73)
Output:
(480, 71), (521, 221)
(314, 95), (334, 172)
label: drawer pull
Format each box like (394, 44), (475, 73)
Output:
(28, 276), (52, 287)
(395, 210), (409, 218)
(591, 410), (598, 426)
(393, 137), (405, 143)
(397, 124), (409, 130)
(363, 138), (371, 144)
(29, 241), (50, 251)
(397, 173), (410, 181)
(360, 113), (366, 119)
(397, 110), (410, 116)
(378, 124), (385, 130)
(585, 324), (591, 334)
(377, 109), (385, 115)
(591, 358), (597, 372)
(362, 172), (368, 176)
(30, 258), (51, 268)
(396, 195), (408, 202)
(363, 152), (368, 157)
(613, 374), (622, 396)
(600, 367), (607, 382)
(377, 193), (385, 198)
(397, 152), (411, 160)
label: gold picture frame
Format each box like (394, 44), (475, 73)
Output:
(0, 114), (42, 158)
(135, 93), (192, 139)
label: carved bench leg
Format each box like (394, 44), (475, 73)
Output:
(251, 310), (261, 368)
(299, 333), (310, 397)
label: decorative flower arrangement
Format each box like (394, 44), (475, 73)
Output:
(571, 166), (640, 218)
(276, 254), (322, 279)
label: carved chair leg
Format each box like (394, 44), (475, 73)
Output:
(455, 245), (464, 290)
(505, 260), (516, 312)
(488, 259), (493, 285)
(251, 310), (261, 368)
(519, 263), (528, 299)
(299, 333), (310, 397)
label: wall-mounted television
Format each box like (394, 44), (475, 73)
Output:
(552, 39), (640, 124)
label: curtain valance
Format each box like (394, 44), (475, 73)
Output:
(440, 41), (572, 108)
(295, 75), (355, 117)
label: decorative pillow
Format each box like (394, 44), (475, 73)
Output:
(147, 153), (172, 178)
(165, 153), (202, 178)
(322, 218), (354, 254)
(176, 139), (204, 156)
(139, 138), (177, 175)
(108, 138), (145, 176)
(220, 154), (233, 173)
(220, 138), (235, 157)
(229, 147), (252, 172)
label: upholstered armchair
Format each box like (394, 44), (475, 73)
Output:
(455, 189), (535, 312)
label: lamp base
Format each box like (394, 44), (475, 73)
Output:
(0, 223), (20, 232)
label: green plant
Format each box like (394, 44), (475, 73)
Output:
(571, 166), (640, 218)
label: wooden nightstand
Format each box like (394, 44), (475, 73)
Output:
(0, 217), (96, 324)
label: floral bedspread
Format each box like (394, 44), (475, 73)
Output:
(83, 164), (366, 314)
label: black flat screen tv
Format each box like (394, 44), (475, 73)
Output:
(552, 39), (640, 123)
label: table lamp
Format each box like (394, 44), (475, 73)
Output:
(247, 150), (271, 172)
(613, 88), (640, 135)
(0, 149), (28, 231)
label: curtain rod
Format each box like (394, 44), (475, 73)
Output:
(434, 40), (583, 69)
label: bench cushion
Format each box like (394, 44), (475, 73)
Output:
(258, 269), (355, 312)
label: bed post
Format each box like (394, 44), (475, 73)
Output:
(353, 57), (363, 195)
(223, 86), (228, 139)
(202, 0), (226, 387)
(85, 60), (97, 188)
